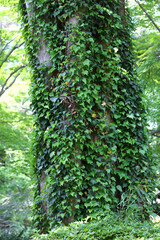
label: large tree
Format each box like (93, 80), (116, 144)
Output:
(19, 0), (156, 232)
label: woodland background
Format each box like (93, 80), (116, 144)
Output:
(0, 0), (160, 239)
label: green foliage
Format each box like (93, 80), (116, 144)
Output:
(0, 0), (19, 20)
(0, 96), (33, 235)
(0, 0), (33, 231)
(130, 0), (160, 161)
(129, 0), (160, 32)
(0, 88), (33, 230)
(33, 212), (160, 240)
(0, 227), (35, 240)
(0, 3), (33, 233)
(19, 0), (158, 231)
(135, 33), (160, 123)
(135, 32), (160, 159)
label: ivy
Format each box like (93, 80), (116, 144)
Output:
(19, 0), (157, 232)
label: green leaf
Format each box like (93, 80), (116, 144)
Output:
(116, 185), (122, 192)
(50, 97), (58, 103)
(127, 113), (134, 119)
(83, 59), (90, 67)
(139, 149), (145, 155)
(50, 151), (55, 158)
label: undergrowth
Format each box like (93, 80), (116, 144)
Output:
(32, 212), (160, 240)
(0, 227), (35, 240)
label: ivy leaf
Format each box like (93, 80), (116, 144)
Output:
(127, 113), (134, 119)
(117, 185), (122, 192)
(139, 149), (145, 155)
(83, 70), (88, 75)
(50, 97), (58, 103)
(97, 162), (102, 167)
(50, 151), (55, 158)
(114, 47), (118, 53)
(48, 67), (56, 74)
(83, 59), (90, 67)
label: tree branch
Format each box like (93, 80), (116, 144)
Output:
(0, 179), (7, 183)
(0, 37), (16, 56)
(0, 38), (14, 56)
(134, 0), (160, 33)
(0, 41), (25, 68)
(0, 73), (20, 96)
(0, 64), (27, 97)
(0, 34), (22, 55)
(0, 120), (24, 123)
(0, 116), (32, 124)
(1, 64), (27, 90)
(151, 129), (160, 136)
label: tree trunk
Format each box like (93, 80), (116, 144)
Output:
(20, 0), (154, 232)
(119, 0), (127, 27)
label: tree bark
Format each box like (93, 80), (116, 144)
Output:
(119, 0), (126, 27)
(62, 14), (80, 225)
(25, 0), (50, 221)
(25, 1), (51, 67)
(39, 171), (49, 214)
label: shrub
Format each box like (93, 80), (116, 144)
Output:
(32, 213), (160, 240)
(0, 228), (35, 240)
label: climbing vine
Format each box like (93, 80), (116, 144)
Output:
(19, 0), (157, 232)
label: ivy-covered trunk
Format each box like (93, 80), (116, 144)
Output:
(19, 0), (156, 232)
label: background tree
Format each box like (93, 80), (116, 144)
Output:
(129, 0), (160, 161)
(0, 36), (26, 97)
(0, 9), (27, 97)
(19, 0), (157, 232)
(0, 1), (33, 237)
